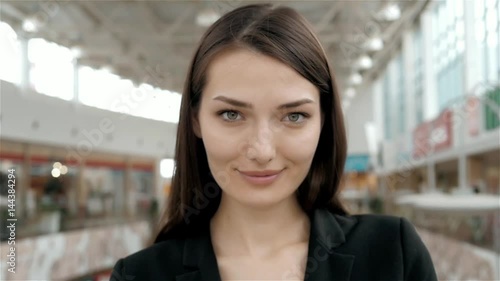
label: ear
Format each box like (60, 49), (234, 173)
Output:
(192, 112), (202, 138)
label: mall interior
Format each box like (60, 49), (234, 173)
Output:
(0, 0), (499, 280)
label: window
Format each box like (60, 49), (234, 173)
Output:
(1, 22), (181, 123)
(383, 73), (392, 140)
(396, 54), (406, 133)
(485, 87), (500, 130)
(0, 22), (21, 84)
(475, 0), (500, 82)
(28, 38), (74, 100)
(79, 66), (134, 110)
(432, 0), (466, 110)
(414, 28), (424, 124)
(79, 66), (181, 123)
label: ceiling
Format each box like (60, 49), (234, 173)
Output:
(1, 0), (429, 95)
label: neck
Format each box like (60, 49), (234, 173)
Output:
(210, 194), (310, 259)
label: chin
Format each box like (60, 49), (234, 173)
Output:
(223, 182), (298, 209)
(238, 196), (286, 209)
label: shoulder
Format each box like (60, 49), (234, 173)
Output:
(336, 213), (437, 280)
(338, 213), (406, 236)
(345, 213), (402, 228)
(354, 214), (424, 243)
(110, 239), (185, 280)
(335, 213), (424, 249)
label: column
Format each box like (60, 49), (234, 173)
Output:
(124, 158), (134, 217)
(421, 5), (439, 121)
(73, 58), (80, 103)
(372, 79), (384, 173)
(153, 159), (164, 217)
(18, 34), (30, 92)
(403, 30), (416, 131)
(421, 4), (439, 192)
(458, 154), (468, 190)
(427, 161), (436, 191)
(76, 159), (87, 221)
(463, 0), (480, 92)
(19, 143), (31, 218)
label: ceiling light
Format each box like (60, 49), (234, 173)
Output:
(345, 87), (356, 98)
(22, 18), (38, 33)
(60, 165), (68, 175)
(357, 55), (373, 70)
(53, 162), (62, 169)
(71, 46), (82, 58)
(379, 3), (401, 21)
(349, 73), (363, 85)
(51, 168), (61, 178)
(196, 9), (220, 27)
(364, 37), (384, 51)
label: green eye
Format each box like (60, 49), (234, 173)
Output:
(285, 113), (307, 123)
(288, 113), (301, 122)
(221, 110), (241, 121)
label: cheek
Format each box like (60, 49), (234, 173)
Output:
(280, 123), (321, 162)
(200, 124), (245, 188)
(200, 121), (245, 164)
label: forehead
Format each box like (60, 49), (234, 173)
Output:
(203, 48), (319, 101)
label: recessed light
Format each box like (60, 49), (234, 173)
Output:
(71, 46), (82, 58)
(196, 9), (220, 27)
(349, 73), (363, 85)
(365, 37), (384, 51)
(51, 168), (61, 178)
(345, 87), (356, 98)
(60, 165), (68, 175)
(357, 55), (373, 70)
(378, 3), (401, 21)
(22, 18), (38, 32)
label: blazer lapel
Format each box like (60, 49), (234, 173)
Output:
(304, 209), (356, 281)
(175, 224), (221, 281)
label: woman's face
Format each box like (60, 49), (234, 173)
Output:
(194, 48), (322, 208)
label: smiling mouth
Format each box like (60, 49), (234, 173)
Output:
(238, 169), (283, 177)
(237, 169), (284, 185)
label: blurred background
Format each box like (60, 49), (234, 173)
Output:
(0, 0), (498, 280)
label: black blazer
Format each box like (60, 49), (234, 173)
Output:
(110, 209), (437, 281)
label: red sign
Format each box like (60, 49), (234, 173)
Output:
(412, 110), (453, 159)
(413, 122), (431, 159)
(467, 97), (480, 136)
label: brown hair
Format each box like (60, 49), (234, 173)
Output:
(153, 3), (347, 243)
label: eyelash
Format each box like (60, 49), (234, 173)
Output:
(216, 109), (310, 124)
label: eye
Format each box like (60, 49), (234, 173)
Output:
(283, 112), (308, 123)
(219, 110), (242, 122)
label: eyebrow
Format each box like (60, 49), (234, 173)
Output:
(212, 96), (315, 109)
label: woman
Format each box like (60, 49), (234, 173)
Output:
(111, 4), (437, 281)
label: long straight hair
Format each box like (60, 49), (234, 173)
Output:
(153, 3), (347, 243)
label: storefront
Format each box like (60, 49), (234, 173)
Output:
(0, 139), (158, 239)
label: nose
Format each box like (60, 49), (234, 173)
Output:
(246, 125), (276, 164)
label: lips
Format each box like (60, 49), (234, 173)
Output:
(238, 170), (283, 177)
(237, 169), (283, 185)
